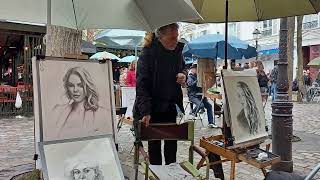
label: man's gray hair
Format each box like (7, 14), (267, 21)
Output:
(155, 23), (179, 38)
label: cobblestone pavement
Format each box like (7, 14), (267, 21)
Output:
(1, 101), (320, 179)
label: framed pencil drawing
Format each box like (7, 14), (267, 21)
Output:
(39, 135), (124, 180)
(33, 57), (116, 142)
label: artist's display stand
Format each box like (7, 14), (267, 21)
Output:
(197, 135), (280, 180)
(31, 55), (125, 179)
(195, 65), (280, 179)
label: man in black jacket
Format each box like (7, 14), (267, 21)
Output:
(133, 23), (186, 165)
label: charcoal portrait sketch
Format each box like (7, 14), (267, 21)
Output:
(52, 67), (108, 139)
(236, 81), (259, 135)
(40, 137), (124, 180)
(223, 70), (267, 144)
(37, 60), (115, 141)
(66, 161), (104, 180)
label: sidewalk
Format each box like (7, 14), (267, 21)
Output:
(1, 101), (320, 179)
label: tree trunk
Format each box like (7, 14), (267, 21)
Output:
(45, 25), (82, 57)
(287, 17), (295, 101)
(296, 16), (304, 102)
(197, 59), (216, 92)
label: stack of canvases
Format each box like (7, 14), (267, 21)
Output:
(222, 69), (268, 145)
(32, 56), (125, 180)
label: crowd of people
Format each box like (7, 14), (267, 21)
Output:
(229, 59), (320, 102)
(113, 60), (137, 87)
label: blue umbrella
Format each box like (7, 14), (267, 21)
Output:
(183, 34), (257, 60)
(184, 56), (197, 64)
(119, 55), (137, 63)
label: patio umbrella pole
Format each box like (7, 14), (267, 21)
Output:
(47, 0), (51, 25)
(135, 45), (138, 60)
(223, 0), (233, 146)
(224, 0), (228, 70)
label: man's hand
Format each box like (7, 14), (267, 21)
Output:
(176, 73), (186, 86)
(141, 115), (151, 127)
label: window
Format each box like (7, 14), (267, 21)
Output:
(189, 34), (193, 41)
(261, 20), (273, 36)
(263, 20), (272, 29)
(228, 23), (237, 37)
(199, 30), (207, 36)
(303, 14), (318, 29)
(272, 19), (279, 35)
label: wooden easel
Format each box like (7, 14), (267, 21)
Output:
(196, 69), (280, 180)
(197, 135), (280, 180)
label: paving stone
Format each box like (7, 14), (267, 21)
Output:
(1, 101), (320, 179)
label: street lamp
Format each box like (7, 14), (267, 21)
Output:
(252, 28), (261, 60)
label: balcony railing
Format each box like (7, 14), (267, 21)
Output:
(303, 20), (318, 30)
(261, 29), (272, 37)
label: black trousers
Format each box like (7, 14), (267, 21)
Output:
(148, 111), (177, 165)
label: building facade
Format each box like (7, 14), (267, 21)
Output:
(179, 13), (320, 80)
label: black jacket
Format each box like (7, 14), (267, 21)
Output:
(133, 38), (185, 120)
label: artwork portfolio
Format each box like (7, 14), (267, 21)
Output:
(39, 136), (124, 180)
(35, 58), (115, 141)
(222, 70), (268, 144)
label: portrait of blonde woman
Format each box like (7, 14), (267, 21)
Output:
(47, 67), (111, 140)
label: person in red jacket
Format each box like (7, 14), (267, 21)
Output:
(125, 61), (137, 87)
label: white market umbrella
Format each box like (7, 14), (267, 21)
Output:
(95, 29), (145, 59)
(90, 51), (121, 61)
(95, 29), (145, 48)
(119, 55), (138, 63)
(0, 0), (201, 31)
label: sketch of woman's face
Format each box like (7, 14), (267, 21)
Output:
(67, 74), (85, 103)
(72, 167), (96, 180)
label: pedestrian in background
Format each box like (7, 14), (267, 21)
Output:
(256, 61), (269, 94)
(243, 62), (250, 69)
(119, 67), (128, 87)
(125, 61), (137, 87)
(270, 61), (279, 101)
(304, 69), (312, 87)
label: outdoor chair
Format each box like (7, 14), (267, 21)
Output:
(133, 121), (210, 180)
(180, 100), (206, 126)
(306, 85), (320, 102)
(116, 107), (128, 132)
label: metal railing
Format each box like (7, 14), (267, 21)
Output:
(303, 20), (318, 30)
(261, 29), (272, 37)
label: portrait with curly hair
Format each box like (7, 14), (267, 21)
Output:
(37, 60), (115, 141)
(40, 137), (124, 180)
